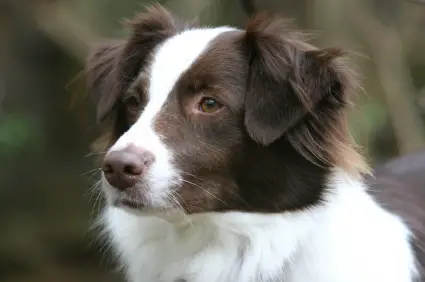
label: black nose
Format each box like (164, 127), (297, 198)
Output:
(102, 145), (155, 191)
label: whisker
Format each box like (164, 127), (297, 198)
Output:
(147, 175), (228, 206)
(169, 192), (193, 227)
(79, 168), (101, 177)
(84, 151), (108, 158)
(84, 179), (102, 198)
(90, 189), (104, 222)
(227, 189), (252, 209)
(88, 169), (102, 181)
(179, 171), (206, 181)
(180, 179), (227, 205)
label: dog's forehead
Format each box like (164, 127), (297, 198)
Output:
(147, 27), (236, 101)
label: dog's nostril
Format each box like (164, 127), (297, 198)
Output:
(102, 163), (113, 174)
(124, 164), (143, 175)
(142, 151), (156, 167)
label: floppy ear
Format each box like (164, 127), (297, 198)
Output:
(242, 15), (347, 146)
(86, 40), (124, 123)
(86, 4), (182, 123)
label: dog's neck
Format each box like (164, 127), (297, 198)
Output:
(101, 170), (416, 282)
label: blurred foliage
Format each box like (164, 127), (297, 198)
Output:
(0, 114), (37, 154)
(0, 0), (424, 281)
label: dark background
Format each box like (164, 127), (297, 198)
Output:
(1, 0), (424, 281)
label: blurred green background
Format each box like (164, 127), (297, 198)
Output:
(0, 0), (424, 281)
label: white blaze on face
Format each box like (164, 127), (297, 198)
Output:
(106, 27), (236, 206)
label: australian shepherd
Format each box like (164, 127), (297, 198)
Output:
(86, 4), (422, 282)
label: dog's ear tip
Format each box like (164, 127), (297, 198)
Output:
(247, 130), (281, 146)
(126, 3), (177, 33)
(85, 40), (124, 121)
(245, 118), (288, 146)
(306, 47), (345, 65)
(245, 13), (294, 36)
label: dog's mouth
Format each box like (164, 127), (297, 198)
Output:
(103, 176), (182, 213)
(103, 179), (151, 211)
(111, 194), (171, 213)
(112, 197), (186, 221)
(115, 198), (145, 209)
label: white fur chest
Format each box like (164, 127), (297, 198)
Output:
(101, 176), (418, 282)
(103, 208), (314, 282)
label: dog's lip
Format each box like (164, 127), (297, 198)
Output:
(114, 198), (145, 209)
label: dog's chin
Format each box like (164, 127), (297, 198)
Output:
(111, 198), (188, 222)
(112, 198), (147, 213)
(113, 197), (160, 212)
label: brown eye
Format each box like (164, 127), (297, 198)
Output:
(199, 97), (222, 113)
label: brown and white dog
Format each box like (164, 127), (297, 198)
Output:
(86, 4), (421, 282)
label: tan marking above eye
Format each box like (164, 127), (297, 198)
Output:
(199, 97), (223, 113)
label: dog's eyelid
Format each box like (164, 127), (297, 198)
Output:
(199, 92), (232, 111)
(121, 89), (140, 104)
(124, 95), (140, 106)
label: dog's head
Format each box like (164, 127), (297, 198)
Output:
(86, 4), (368, 214)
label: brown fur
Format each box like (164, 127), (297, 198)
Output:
(86, 4), (192, 148)
(86, 4), (369, 213)
(242, 14), (369, 177)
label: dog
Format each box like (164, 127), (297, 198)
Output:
(366, 150), (425, 278)
(86, 4), (422, 282)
